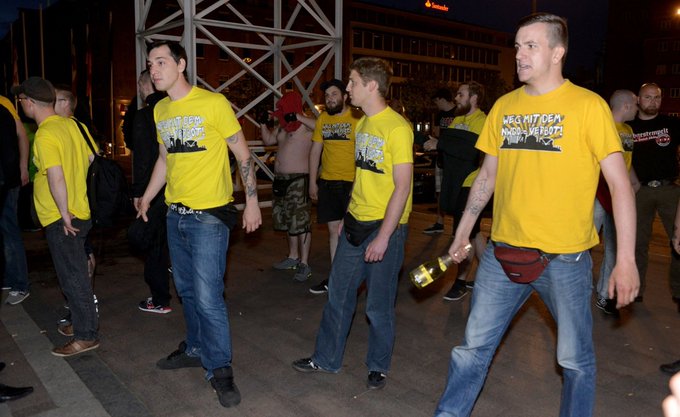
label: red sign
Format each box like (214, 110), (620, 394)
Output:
(425, 0), (449, 12)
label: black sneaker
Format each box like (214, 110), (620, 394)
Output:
(210, 367), (241, 407)
(423, 222), (444, 235)
(660, 359), (680, 375)
(465, 280), (475, 289)
(292, 357), (332, 373)
(309, 279), (329, 294)
(595, 297), (619, 316)
(443, 282), (468, 301)
(367, 371), (386, 390)
(156, 341), (203, 370)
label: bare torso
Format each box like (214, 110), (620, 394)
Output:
(272, 125), (313, 174)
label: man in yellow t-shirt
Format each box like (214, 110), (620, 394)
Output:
(435, 14), (639, 417)
(138, 40), (261, 408)
(293, 57), (413, 391)
(13, 77), (99, 357)
(593, 89), (639, 316)
(0, 95), (30, 305)
(297, 79), (363, 294)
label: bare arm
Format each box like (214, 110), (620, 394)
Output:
(16, 119), (29, 186)
(46, 165), (78, 235)
(296, 113), (317, 130)
(260, 124), (280, 146)
(364, 162), (412, 263)
(448, 154), (497, 262)
(672, 196), (680, 255)
(308, 141), (323, 200)
(228, 130), (262, 232)
(137, 144), (168, 222)
(601, 152), (639, 307)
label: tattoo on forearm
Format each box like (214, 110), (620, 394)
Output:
(227, 133), (239, 144)
(466, 178), (491, 216)
(238, 157), (257, 198)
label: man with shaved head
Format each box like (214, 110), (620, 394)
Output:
(628, 83), (680, 311)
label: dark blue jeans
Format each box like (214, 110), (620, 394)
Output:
(1, 186), (29, 291)
(166, 209), (231, 377)
(45, 218), (98, 340)
(312, 224), (408, 374)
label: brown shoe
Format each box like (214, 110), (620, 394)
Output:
(51, 339), (100, 357)
(57, 324), (74, 337)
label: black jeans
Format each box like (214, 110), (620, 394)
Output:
(45, 218), (98, 340)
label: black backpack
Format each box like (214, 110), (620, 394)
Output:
(73, 119), (130, 228)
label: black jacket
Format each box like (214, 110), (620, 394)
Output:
(131, 92), (165, 198)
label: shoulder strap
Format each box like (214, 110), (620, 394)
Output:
(71, 117), (98, 156)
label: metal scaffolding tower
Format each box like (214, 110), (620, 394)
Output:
(132, 0), (343, 203)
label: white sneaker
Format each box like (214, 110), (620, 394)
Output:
(6, 291), (30, 305)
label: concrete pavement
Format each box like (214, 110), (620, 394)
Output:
(0, 206), (678, 417)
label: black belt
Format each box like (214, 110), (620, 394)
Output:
(642, 179), (675, 188)
(169, 203), (203, 215)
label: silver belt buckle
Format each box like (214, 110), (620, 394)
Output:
(647, 180), (662, 188)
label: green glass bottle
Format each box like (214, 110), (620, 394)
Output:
(410, 254), (453, 288)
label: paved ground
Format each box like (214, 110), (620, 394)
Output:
(0, 204), (678, 417)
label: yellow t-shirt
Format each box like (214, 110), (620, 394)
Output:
(477, 81), (622, 253)
(155, 87), (242, 209)
(32, 115), (93, 226)
(349, 107), (413, 224)
(616, 121), (634, 170)
(0, 95), (19, 120)
(447, 108), (486, 133)
(312, 108), (362, 182)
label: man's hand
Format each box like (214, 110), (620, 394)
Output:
(423, 136), (438, 152)
(242, 202), (262, 233)
(309, 181), (319, 201)
(136, 197), (151, 222)
(365, 234), (389, 263)
(20, 167), (29, 186)
(61, 213), (79, 236)
(608, 258), (640, 308)
(448, 236), (472, 264)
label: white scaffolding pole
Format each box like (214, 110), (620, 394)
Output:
(133, 0), (343, 206)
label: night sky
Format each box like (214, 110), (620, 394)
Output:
(360, 0), (609, 75)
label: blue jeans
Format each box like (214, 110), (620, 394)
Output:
(593, 199), (615, 300)
(312, 224), (408, 373)
(45, 218), (98, 340)
(1, 187), (29, 291)
(434, 243), (595, 417)
(166, 210), (231, 376)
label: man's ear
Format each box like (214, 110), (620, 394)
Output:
(178, 58), (187, 74)
(552, 45), (565, 64)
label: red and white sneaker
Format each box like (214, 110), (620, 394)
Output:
(138, 297), (172, 314)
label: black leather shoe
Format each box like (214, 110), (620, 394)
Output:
(0, 384), (33, 402)
(660, 359), (680, 375)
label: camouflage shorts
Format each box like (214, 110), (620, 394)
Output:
(272, 174), (311, 235)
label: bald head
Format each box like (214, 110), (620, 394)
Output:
(609, 89), (637, 123)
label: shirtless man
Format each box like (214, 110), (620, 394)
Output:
(261, 91), (314, 282)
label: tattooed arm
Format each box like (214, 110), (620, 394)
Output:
(227, 130), (262, 232)
(447, 154), (497, 263)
